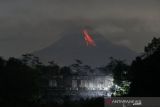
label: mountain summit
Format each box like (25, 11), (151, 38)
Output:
(33, 27), (137, 66)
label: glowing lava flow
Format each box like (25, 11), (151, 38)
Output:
(82, 29), (96, 46)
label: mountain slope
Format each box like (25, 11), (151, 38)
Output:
(33, 27), (137, 66)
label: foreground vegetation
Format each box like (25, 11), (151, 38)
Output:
(0, 37), (160, 107)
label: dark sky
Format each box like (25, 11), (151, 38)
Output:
(0, 0), (160, 58)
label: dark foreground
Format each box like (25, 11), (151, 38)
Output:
(0, 97), (104, 107)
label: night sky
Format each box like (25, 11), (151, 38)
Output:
(0, 0), (160, 58)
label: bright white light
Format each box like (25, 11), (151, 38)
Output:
(77, 76), (114, 97)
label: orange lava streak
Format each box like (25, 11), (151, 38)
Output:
(82, 29), (96, 46)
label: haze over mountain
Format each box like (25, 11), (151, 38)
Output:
(34, 27), (137, 67)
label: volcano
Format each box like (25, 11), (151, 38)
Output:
(33, 27), (137, 67)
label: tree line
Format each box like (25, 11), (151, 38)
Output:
(0, 37), (160, 107)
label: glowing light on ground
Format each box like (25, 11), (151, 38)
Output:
(49, 75), (114, 98)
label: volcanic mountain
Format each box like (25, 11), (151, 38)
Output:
(33, 27), (137, 67)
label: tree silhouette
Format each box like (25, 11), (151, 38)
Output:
(104, 57), (130, 96)
(128, 37), (160, 96)
(106, 57), (129, 85)
(21, 54), (42, 67)
(0, 57), (41, 107)
(144, 37), (160, 56)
